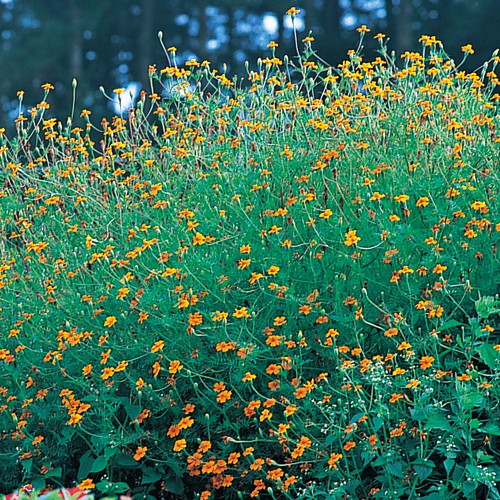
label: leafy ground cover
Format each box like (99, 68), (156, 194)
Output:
(1, 13), (500, 499)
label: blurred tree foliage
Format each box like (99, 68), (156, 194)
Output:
(0, 0), (498, 129)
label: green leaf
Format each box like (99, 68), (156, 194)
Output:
(475, 296), (500, 320)
(479, 423), (500, 436)
(424, 412), (452, 432)
(444, 458), (455, 474)
(78, 450), (94, 479)
(44, 466), (62, 478)
(141, 467), (163, 485)
(123, 403), (141, 421)
(439, 319), (464, 331)
(21, 458), (33, 474)
(414, 462), (434, 481)
(324, 433), (335, 447)
(163, 476), (184, 495)
(115, 452), (139, 468)
(373, 416), (384, 432)
(96, 481), (112, 493)
(106, 482), (129, 494)
(91, 455), (110, 473)
(385, 461), (405, 478)
(477, 343), (498, 370)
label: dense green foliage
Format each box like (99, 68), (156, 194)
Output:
(1, 26), (500, 499)
(1, 0), (499, 128)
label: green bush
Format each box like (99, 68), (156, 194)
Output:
(1, 18), (499, 499)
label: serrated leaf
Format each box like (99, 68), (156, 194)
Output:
(424, 412), (452, 432)
(385, 461), (405, 478)
(414, 462), (434, 481)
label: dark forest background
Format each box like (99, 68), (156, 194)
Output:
(0, 0), (498, 129)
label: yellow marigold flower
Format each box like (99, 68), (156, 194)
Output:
(151, 340), (164, 353)
(357, 25), (370, 33)
(370, 191), (385, 201)
(457, 373), (472, 381)
(78, 478), (95, 490)
(273, 316), (287, 326)
(169, 360), (183, 374)
(406, 379), (421, 389)
(319, 208), (333, 219)
(113, 88), (125, 95)
(138, 312), (149, 324)
(344, 230), (361, 247)
(242, 372), (257, 382)
(101, 367), (115, 380)
(461, 44), (474, 54)
(233, 306), (251, 319)
(192, 232), (206, 246)
(82, 364), (93, 376)
(237, 258), (251, 270)
(432, 264), (447, 274)
(416, 197), (429, 207)
(286, 7), (300, 16)
(394, 194), (409, 203)
(267, 265), (280, 275)
(103, 316), (117, 328)
(173, 439), (186, 452)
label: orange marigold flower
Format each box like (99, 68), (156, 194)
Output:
(343, 441), (356, 451)
(134, 446), (147, 460)
(389, 393), (404, 403)
(217, 390), (232, 403)
(419, 356), (435, 370)
(328, 453), (343, 469)
(167, 425), (181, 438)
(298, 304), (312, 315)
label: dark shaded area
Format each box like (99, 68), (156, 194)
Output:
(0, 0), (498, 129)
